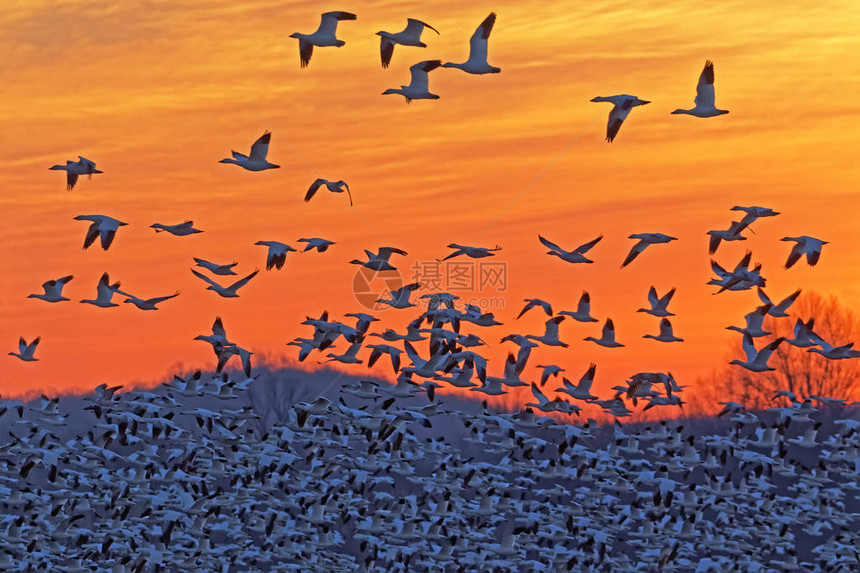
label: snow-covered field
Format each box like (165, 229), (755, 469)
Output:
(0, 369), (858, 571)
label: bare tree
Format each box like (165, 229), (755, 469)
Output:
(697, 291), (859, 410)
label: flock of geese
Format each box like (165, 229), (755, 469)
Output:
(5, 7), (860, 571)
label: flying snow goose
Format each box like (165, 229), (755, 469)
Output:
(439, 242), (501, 261)
(671, 61), (729, 117)
(559, 291), (598, 323)
(591, 95), (650, 142)
(219, 132), (279, 171)
(290, 11), (357, 68)
(193, 258), (238, 276)
(785, 318), (817, 348)
(525, 316), (568, 347)
(80, 272), (122, 308)
(757, 288), (801, 317)
(643, 318), (684, 343)
(151, 221), (203, 236)
(375, 283), (421, 309)
(707, 220), (748, 254)
(367, 344), (402, 373)
(539, 234), (602, 264)
(555, 363), (598, 401)
(304, 178), (352, 206)
(536, 364), (564, 387)
(9, 337), (40, 362)
(730, 333), (785, 372)
(637, 287), (677, 317)
(730, 205), (780, 229)
(621, 233), (677, 267)
(442, 12), (500, 74)
(74, 214), (128, 251)
(350, 246), (407, 271)
(807, 334), (860, 360)
(377, 19), (439, 68)
(516, 298), (553, 319)
(526, 383), (580, 415)
(49, 156), (101, 190)
(190, 269), (259, 298)
(383, 59), (443, 103)
(584, 318), (624, 347)
(781, 236), (827, 268)
(297, 237), (336, 253)
(120, 291), (180, 311)
(255, 241), (297, 270)
(726, 304), (773, 337)
(28, 275), (74, 303)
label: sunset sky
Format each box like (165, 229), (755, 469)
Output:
(2, 0), (858, 403)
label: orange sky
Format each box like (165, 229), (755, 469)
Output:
(1, 0), (859, 403)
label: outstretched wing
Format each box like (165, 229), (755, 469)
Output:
(406, 18), (439, 37)
(621, 240), (647, 267)
(305, 179), (325, 203)
(191, 269), (221, 288)
(298, 39), (313, 68)
(408, 60), (441, 91)
(380, 38), (395, 68)
(82, 223), (100, 250)
(249, 132), (271, 161)
(228, 270), (259, 291)
(538, 234), (564, 253)
(694, 60), (716, 108)
(67, 171), (79, 191)
(318, 11), (357, 36)
(468, 12), (495, 63)
(574, 235), (603, 254)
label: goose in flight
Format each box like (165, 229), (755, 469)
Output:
(539, 234), (602, 264)
(439, 243), (501, 261)
(120, 291), (181, 311)
(193, 258), (238, 276)
(255, 241), (297, 270)
(707, 221), (747, 254)
(591, 95), (650, 142)
(731, 333), (785, 372)
(442, 12), (500, 74)
(151, 221), (203, 236)
(290, 11), (357, 68)
(709, 251), (766, 293)
(297, 237), (336, 253)
(807, 334), (860, 360)
(304, 178), (352, 206)
(757, 288), (801, 317)
(555, 363), (599, 402)
(9, 337), (40, 362)
(49, 156), (102, 190)
(516, 298), (553, 319)
(350, 246), (407, 271)
(637, 287), (677, 317)
(80, 272), (122, 308)
(377, 19), (439, 68)
(526, 316), (568, 347)
(786, 317), (817, 348)
(730, 205), (780, 229)
(383, 59), (443, 103)
(191, 269), (259, 298)
(219, 132), (279, 171)
(28, 275), (74, 303)
(74, 214), (128, 251)
(643, 318), (684, 343)
(584, 318), (624, 347)
(671, 61), (729, 117)
(536, 364), (564, 387)
(621, 233), (677, 267)
(559, 291), (598, 323)
(782, 236), (827, 268)
(376, 283), (421, 309)
(726, 304), (773, 337)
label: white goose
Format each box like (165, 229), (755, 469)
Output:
(28, 275), (74, 303)
(671, 61), (729, 117)
(304, 178), (353, 206)
(808, 334), (860, 360)
(726, 304), (773, 337)
(591, 95), (650, 142)
(730, 333), (785, 372)
(49, 156), (102, 190)
(375, 283), (421, 309)
(383, 60), (443, 103)
(643, 318), (684, 343)
(707, 220), (747, 254)
(255, 241), (297, 270)
(525, 316), (568, 347)
(290, 11), (357, 68)
(350, 246), (407, 271)
(377, 19), (439, 68)
(636, 287), (676, 317)
(539, 234), (602, 264)
(120, 291), (181, 311)
(191, 269), (259, 298)
(782, 236), (828, 268)
(555, 363), (599, 402)
(559, 291), (598, 323)
(730, 205), (780, 229)
(785, 318), (817, 348)
(442, 12), (500, 74)
(584, 318), (624, 348)
(621, 233), (677, 267)
(439, 242), (501, 261)
(193, 258), (238, 276)
(757, 288), (801, 317)
(297, 237), (336, 253)
(74, 214), (128, 251)
(151, 221), (203, 236)
(219, 132), (279, 171)
(80, 272), (122, 308)
(9, 337), (40, 362)
(516, 298), (553, 319)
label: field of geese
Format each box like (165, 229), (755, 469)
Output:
(3, 3), (859, 572)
